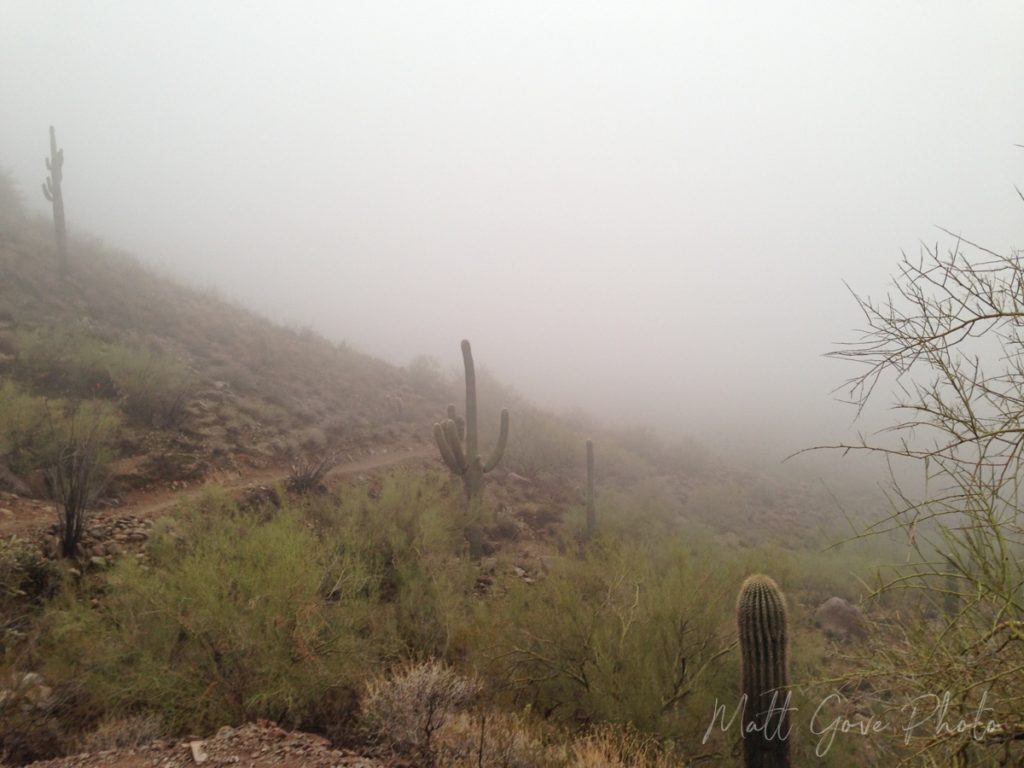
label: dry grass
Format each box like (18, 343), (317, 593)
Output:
(76, 713), (165, 752)
(361, 660), (481, 763)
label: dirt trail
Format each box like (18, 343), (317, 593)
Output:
(0, 446), (436, 539)
(128, 445), (435, 520)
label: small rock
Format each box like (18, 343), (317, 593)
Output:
(190, 739), (208, 764)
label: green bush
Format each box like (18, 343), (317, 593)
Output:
(40, 497), (394, 734)
(0, 380), (61, 476)
(0, 383), (120, 495)
(308, 470), (478, 658)
(99, 341), (192, 427)
(11, 326), (193, 427)
(483, 538), (736, 742)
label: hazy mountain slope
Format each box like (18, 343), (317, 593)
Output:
(0, 169), (879, 547)
(0, 174), (443, 495)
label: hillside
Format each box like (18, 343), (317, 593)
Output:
(0, 172), (896, 767)
(0, 170), (879, 548)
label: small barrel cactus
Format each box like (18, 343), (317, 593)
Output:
(737, 574), (791, 768)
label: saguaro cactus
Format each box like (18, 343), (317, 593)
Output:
(737, 574), (791, 768)
(433, 340), (509, 498)
(585, 440), (595, 539)
(41, 126), (68, 276)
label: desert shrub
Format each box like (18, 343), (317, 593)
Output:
(438, 709), (550, 768)
(0, 539), (60, 651)
(76, 713), (165, 752)
(13, 326), (118, 398)
(98, 341), (193, 428)
(11, 326), (193, 427)
(563, 725), (682, 768)
(39, 501), (395, 735)
(47, 402), (120, 557)
(362, 660), (481, 763)
(0, 380), (61, 476)
(484, 538), (735, 742)
(312, 471), (478, 657)
(286, 451), (336, 494)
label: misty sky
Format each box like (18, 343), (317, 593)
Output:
(2, 1), (1022, 458)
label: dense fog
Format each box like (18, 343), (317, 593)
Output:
(2, 1), (1022, 460)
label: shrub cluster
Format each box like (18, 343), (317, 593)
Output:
(11, 326), (193, 428)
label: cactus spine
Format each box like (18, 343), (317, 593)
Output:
(433, 340), (509, 498)
(585, 440), (595, 539)
(41, 126), (68, 276)
(737, 575), (791, 768)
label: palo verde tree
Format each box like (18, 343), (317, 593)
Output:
(823, 225), (1024, 763)
(41, 125), (68, 276)
(433, 339), (509, 499)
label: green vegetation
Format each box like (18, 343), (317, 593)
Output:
(10, 325), (192, 428)
(47, 402), (120, 556)
(0, 168), (976, 766)
(0, 468), (895, 765)
(821, 227), (1024, 763)
(483, 538), (734, 739)
(38, 490), (388, 739)
(0, 380), (60, 477)
(0, 385), (120, 555)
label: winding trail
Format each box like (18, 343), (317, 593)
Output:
(1, 445), (437, 538)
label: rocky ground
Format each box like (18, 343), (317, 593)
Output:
(20, 721), (387, 768)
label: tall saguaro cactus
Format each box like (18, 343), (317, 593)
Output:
(737, 574), (791, 768)
(433, 340), (509, 498)
(585, 440), (595, 539)
(41, 126), (68, 276)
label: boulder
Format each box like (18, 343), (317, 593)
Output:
(814, 596), (867, 642)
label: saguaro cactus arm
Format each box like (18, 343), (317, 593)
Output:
(585, 439), (595, 539)
(433, 422), (463, 474)
(482, 408), (509, 472)
(443, 419), (469, 472)
(446, 404), (465, 441)
(737, 574), (791, 768)
(461, 340), (478, 460)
